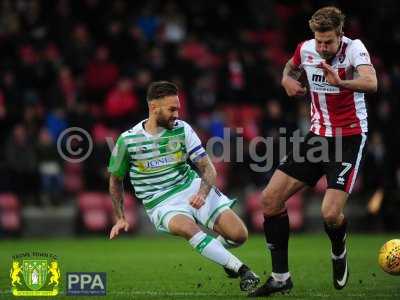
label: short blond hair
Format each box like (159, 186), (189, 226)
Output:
(309, 6), (345, 35)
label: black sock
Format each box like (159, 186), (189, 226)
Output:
(324, 218), (347, 256)
(238, 264), (250, 276)
(263, 210), (289, 274)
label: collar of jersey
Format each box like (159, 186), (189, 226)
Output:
(141, 119), (167, 138)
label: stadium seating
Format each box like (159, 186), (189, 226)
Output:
(64, 162), (84, 194)
(78, 192), (109, 232)
(245, 190), (304, 232)
(0, 193), (21, 233)
(78, 192), (138, 233)
(245, 190), (264, 232)
(213, 161), (229, 191)
(0, 1), (393, 235)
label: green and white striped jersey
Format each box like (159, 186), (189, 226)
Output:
(108, 120), (207, 211)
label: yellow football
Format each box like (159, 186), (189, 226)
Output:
(378, 239), (400, 275)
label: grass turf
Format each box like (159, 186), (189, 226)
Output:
(1, 234), (399, 299)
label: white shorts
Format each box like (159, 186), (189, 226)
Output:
(146, 178), (235, 233)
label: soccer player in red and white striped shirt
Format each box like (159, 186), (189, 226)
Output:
(250, 6), (377, 297)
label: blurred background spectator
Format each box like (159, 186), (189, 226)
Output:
(0, 0), (399, 235)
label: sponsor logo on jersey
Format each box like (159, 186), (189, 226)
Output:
(312, 73), (327, 86)
(308, 70), (340, 93)
(145, 155), (177, 169)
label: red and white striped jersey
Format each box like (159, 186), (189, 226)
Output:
(292, 36), (373, 136)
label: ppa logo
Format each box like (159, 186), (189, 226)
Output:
(67, 272), (106, 296)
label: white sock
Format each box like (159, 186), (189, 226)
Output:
(189, 231), (243, 272)
(216, 235), (241, 249)
(271, 272), (291, 282)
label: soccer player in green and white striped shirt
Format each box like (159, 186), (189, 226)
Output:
(108, 81), (259, 291)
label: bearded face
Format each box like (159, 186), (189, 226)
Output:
(152, 96), (180, 130)
(156, 107), (177, 129)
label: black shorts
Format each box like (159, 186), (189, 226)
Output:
(278, 131), (368, 194)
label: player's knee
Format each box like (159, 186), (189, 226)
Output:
(169, 219), (200, 240)
(260, 187), (277, 207)
(231, 225), (248, 245)
(321, 207), (341, 225)
(261, 187), (284, 216)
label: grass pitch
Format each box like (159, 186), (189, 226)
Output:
(1, 234), (399, 299)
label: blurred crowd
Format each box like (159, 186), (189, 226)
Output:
(0, 0), (399, 229)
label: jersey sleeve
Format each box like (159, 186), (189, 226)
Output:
(348, 39), (372, 67)
(292, 41), (304, 68)
(183, 121), (207, 162)
(108, 135), (130, 178)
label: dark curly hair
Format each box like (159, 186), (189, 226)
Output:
(146, 81), (178, 102)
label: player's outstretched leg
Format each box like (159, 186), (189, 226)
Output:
(168, 214), (259, 291)
(322, 189), (349, 290)
(213, 209), (250, 279)
(249, 170), (304, 297)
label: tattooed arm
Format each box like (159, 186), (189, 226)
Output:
(282, 58), (303, 79)
(189, 155), (217, 209)
(109, 174), (129, 239)
(281, 58), (307, 97)
(109, 174), (125, 219)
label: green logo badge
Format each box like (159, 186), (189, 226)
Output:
(10, 252), (60, 296)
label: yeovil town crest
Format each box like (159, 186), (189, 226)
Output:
(10, 252), (60, 296)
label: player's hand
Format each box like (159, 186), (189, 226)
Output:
(319, 61), (342, 86)
(109, 218), (129, 239)
(189, 194), (206, 209)
(281, 75), (307, 97)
